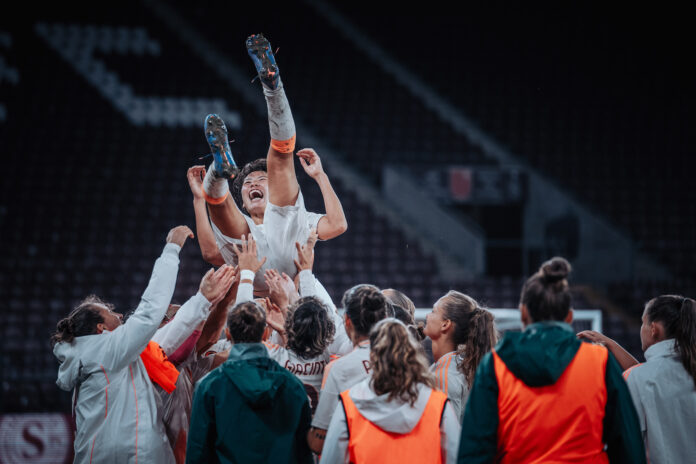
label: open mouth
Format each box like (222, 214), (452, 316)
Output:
(249, 189), (264, 201)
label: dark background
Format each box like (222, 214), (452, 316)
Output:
(1, 1), (693, 413)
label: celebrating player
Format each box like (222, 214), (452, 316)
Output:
(188, 34), (346, 296)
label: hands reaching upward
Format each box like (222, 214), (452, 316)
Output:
(294, 228), (318, 272)
(232, 234), (267, 273)
(265, 269), (299, 310)
(199, 265), (237, 305)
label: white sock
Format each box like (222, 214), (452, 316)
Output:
(263, 81), (296, 149)
(203, 164), (229, 203)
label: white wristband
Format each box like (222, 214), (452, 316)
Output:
(240, 269), (256, 282)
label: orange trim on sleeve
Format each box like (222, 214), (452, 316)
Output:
(270, 135), (296, 154)
(443, 354), (453, 396)
(322, 359), (337, 389)
(622, 363), (643, 381)
(100, 366), (109, 418)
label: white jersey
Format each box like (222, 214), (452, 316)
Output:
(430, 351), (469, 423)
(312, 341), (371, 429)
(211, 191), (323, 296)
(263, 341), (331, 411)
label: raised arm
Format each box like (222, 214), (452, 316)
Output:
(196, 272), (239, 355)
(152, 264), (236, 355)
(101, 226), (192, 372)
(296, 149), (347, 240)
(188, 165), (225, 266)
(577, 330), (640, 371)
(295, 230), (338, 313)
(232, 234), (267, 305)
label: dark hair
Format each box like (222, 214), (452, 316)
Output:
(392, 304), (423, 341)
(286, 297), (336, 359)
(231, 158), (267, 214)
(520, 257), (572, 322)
(50, 295), (109, 346)
(369, 319), (437, 405)
(382, 289), (416, 319)
(645, 295), (696, 388)
(342, 284), (389, 337)
(392, 305), (414, 325)
(227, 301), (266, 343)
(439, 291), (498, 387)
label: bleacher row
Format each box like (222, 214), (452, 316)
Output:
(332, 2), (695, 284)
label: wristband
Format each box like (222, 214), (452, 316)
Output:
(240, 269), (256, 283)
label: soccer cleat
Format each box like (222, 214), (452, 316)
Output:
(246, 33), (280, 90)
(204, 114), (238, 179)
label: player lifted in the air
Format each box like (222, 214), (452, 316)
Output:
(188, 34), (347, 297)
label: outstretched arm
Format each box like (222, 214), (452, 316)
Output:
(297, 149), (347, 240)
(188, 165), (225, 266)
(577, 330), (639, 371)
(101, 226), (192, 372)
(196, 273), (239, 355)
(152, 264), (236, 355)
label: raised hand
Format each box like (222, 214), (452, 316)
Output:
(199, 264), (237, 305)
(216, 266), (239, 308)
(296, 148), (324, 179)
(294, 228), (317, 272)
(232, 234), (267, 273)
(166, 225), (194, 247)
(265, 268), (299, 309)
(577, 330), (612, 346)
(265, 297), (288, 345)
(187, 165), (207, 201)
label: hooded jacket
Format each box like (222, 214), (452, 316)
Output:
(53, 243), (183, 464)
(186, 343), (313, 464)
(320, 378), (461, 464)
(457, 322), (646, 463)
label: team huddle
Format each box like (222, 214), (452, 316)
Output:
(51, 35), (696, 464)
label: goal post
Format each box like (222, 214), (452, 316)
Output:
(414, 308), (602, 333)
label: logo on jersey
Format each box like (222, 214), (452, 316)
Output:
(284, 359), (327, 376)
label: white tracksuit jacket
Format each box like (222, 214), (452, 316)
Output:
(53, 243), (186, 464)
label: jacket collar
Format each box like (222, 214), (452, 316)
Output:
(524, 321), (574, 334)
(227, 343), (269, 361)
(645, 339), (678, 361)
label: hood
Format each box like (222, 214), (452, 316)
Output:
(495, 322), (581, 387)
(53, 340), (83, 391)
(221, 343), (287, 407)
(348, 379), (433, 434)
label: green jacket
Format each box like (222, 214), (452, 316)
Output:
(186, 343), (312, 464)
(457, 322), (645, 463)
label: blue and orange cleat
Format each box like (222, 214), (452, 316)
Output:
(246, 33), (280, 90)
(204, 114), (238, 179)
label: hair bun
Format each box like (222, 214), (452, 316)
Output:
(364, 292), (386, 312)
(540, 257), (571, 283)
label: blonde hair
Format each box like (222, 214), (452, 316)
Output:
(369, 318), (437, 405)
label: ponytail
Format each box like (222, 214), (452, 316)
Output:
(520, 257), (573, 322)
(51, 295), (107, 346)
(460, 308), (497, 388)
(645, 295), (696, 388)
(440, 291), (499, 388)
(676, 299), (696, 388)
(369, 318), (436, 405)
